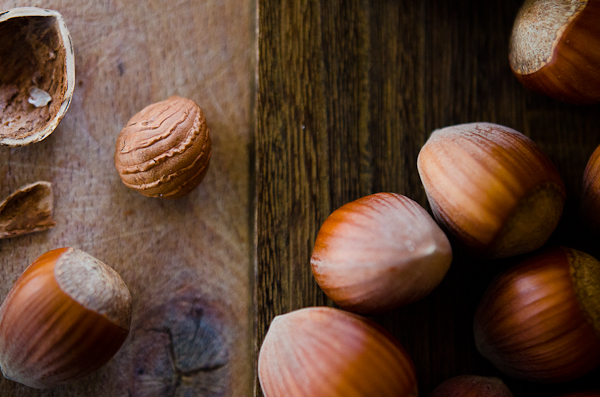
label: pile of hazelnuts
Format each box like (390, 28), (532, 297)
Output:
(258, 1), (600, 396)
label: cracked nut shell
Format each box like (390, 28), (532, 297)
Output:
(114, 96), (211, 199)
(0, 7), (75, 146)
(0, 248), (132, 389)
(0, 181), (55, 239)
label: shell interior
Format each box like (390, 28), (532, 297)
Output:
(0, 8), (75, 146)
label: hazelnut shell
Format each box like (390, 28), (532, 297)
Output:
(0, 248), (132, 389)
(509, 0), (600, 104)
(417, 122), (565, 258)
(429, 375), (514, 397)
(311, 193), (452, 314)
(473, 247), (600, 383)
(0, 7), (75, 146)
(581, 143), (600, 232)
(258, 307), (418, 397)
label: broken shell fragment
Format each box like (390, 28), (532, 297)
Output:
(0, 7), (75, 146)
(0, 181), (55, 239)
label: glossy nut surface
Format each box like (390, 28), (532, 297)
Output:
(581, 143), (600, 232)
(114, 96), (211, 199)
(473, 247), (600, 383)
(509, 0), (600, 104)
(311, 193), (452, 314)
(258, 307), (418, 397)
(417, 122), (565, 258)
(0, 248), (132, 389)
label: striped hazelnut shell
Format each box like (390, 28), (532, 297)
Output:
(473, 247), (600, 383)
(0, 248), (132, 388)
(114, 96), (211, 199)
(0, 7), (75, 146)
(258, 307), (418, 397)
(509, 0), (600, 104)
(581, 143), (600, 232)
(311, 193), (452, 314)
(417, 122), (565, 258)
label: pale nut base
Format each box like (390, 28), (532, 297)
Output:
(489, 182), (565, 258)
(510, 0), (587, 75)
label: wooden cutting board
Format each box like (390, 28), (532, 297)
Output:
(0, 1), (255, 396)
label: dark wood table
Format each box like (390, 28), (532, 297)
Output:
(256, 0), (600, 396)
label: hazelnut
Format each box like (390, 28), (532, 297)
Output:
(0, 248), (132, 388)
(509, 0), (600, 104)
(0, 7), (75, 146)
(581, 143), (600, 232)
(473, 247), (600, 383)
(311, 192), (452, 314)
(417, 122), (565, 258)
(114, 96), (211, 199)
(258, 307), (418, 397)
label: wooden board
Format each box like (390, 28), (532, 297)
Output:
(255, 0), (600, 395)
(0, 0), (255, 396)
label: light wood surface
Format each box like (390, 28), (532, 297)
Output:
(0, 0), (255, 396)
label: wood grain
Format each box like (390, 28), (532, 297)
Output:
(0, 0), (255, 396)
(256, 0), (600, 395)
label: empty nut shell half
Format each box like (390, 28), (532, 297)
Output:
(0, 7), (75, 146)
(114, 96), (211, 199)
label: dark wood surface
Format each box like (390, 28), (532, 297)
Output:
(255, 0), (600, 395)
